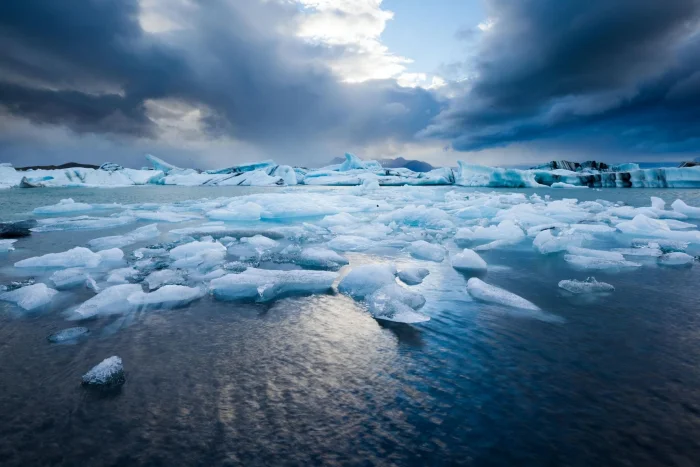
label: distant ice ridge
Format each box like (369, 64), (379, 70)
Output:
(5, 152), (700, 188)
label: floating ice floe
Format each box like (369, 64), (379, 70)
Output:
(88, 224), (160, 250)
(338, 264), (397, 300)
(0, 283), (58, 310)
(327, 235), (374, 252)
(564, 255), (642, 270)
(144, 269), (186, 290)
(466, 278), (540, 311)
(127, 285), (204, 308)
(558, 277), (615, 294)
(33, 198), (94, 215)
(397, 267), (430, 285)
(533, 229), (585, 254)
(15, 246), (111, 269)
(50, 268), (91, 289)
(47, 327), (90, 343)
(671, 199), (700, 218)
(82, 356), (125, 387)
(295, 247), (349, 270)
(451, 249), (487, 272)
(72, 284), (143, 319)
(616, 215), (700, 243)
(0, 239), (17, 252)
(210, 268), (337, 302)
(366, 284), (429, 323)
(33, 215), (136, 232)
(658, 252), (695, 266)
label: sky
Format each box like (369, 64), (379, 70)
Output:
(1, 0), (700, 169)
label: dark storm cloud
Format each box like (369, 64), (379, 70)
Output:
(425, 0), (700, 154)
(0, 0), (440, 162)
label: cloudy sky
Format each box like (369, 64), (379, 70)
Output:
(2, 0), (700, 169)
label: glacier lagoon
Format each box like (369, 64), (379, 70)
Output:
(2, 185), (700, 465)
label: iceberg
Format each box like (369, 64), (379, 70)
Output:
(558, 277), (615, 294)
(47, 326), (90, 343)
(209, 268), (337, 302)
(466, 278), (540, 311)
(451, 249), (488, 272)
(82, 356), (125, 387)
(407, 240), (446, 262)
(0, 283), (58, 310)
(337, 264), (397, 300)
(397, 267), (430, 285)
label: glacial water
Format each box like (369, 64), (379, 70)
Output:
(2, 186), (700, 466)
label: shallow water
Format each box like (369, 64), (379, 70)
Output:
(2, 186), (700, 466)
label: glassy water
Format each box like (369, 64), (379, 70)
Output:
(2, 186), (700, 466)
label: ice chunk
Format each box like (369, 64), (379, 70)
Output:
(671, 199), (700, 218)
(551, 182), (588, 189)
(631, 239), (689, 252)
(0, 283), (58, 310)
(127, 285), (204, 308)
(169, 240), (227, 270)
(15, 246), (102, 269)
(88, 224), (159, 250)
(241, 235), (279, 251)
(651, 197), (666, 210)
(47, 327), (89, 343)
(473, 239), (522, 251)
(327, 235), (374, 252)
(144, 269), (186, 290)
(564, 255), (641, 270)
(466, 278), (540, 310)
(82, 356), (125, 387)
(526, 223), (569, 237)
(210, 268), (337, 302)
(613, 247), (663, 257)
(533, 229), (585, 254)
(376, 205), (453, 229)
(97, 248), (124, 263)
(455, 220), (525, 244)
(128, 210), (200, 223)
(33, 198), (93, 215)
(296, 247), (349, 270)
(337, 264), (397, 300)
(558, 277), (614, 294)
(566, 246), (625, 261)
(407, 240), (446, 262)
(451, 249), (487, 272)
(397, 267), (430, 285)
(72, 284), (143, 318)
(658, 252), (695, 266)
(50, 268), (90, 289)
(616, 215), (700, 242)
(0, 239), (17, 252)
(318, 212), (360, 227)
(106, 267), (139, 284)
(208, 202), (262, 221)
(33, 215), (136, 232)
(366, 284), (429, 323)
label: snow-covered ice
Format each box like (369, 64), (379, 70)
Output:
(0, 239), (17, 252)
(33, 198), (93, 215)
(82, 356), (125, 386)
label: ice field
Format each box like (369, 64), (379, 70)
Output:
(2, 184), (700, 465)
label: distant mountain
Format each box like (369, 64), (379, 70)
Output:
(326, 156), (434, 172)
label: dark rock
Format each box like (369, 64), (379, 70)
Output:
(0, 219), (37, 238)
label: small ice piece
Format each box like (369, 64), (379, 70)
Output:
(47, 327), (90, 343)
(407, 240), (446, 262)
(0, 239), (17, 252)
(73, 284), (143, 319)
(566, 246), (625, 261)
(327, 235), (374, 252)
(33, 198), (93, 215)
(337, 264), (397, 300)
(671, 199), (700, 218)
(631, 238), (689, 253)
(451, 249), (487, 272)
(366, 284), (429, 323)
(564, 255), (642, 270)
(144, 269), (186, 290)
(169, 241), (227, 260)
(319, 212), (361, 227)
(88, 224), (160, 250)
(526, 223), (569, 237)
(210, 268), (337, 302)
(466, 278), (540, 311)
(0, 283), (58, 310)
(658, 252), (695, 266)
(51, 268), (90, 289)
(81, 356), (125, 387)
(551, 182), (588, 189)
(397, 267), (430, 285)
(297, 247), (349, 270)
(558, 277), (615, 294)
(15, 247), (102, 269)
(85, 276), (100, 293)
(127, 285), (204, 308)
(455, 220), (525, 243)
(533, 229), (585, 254)
(240, 235), (279, 251)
